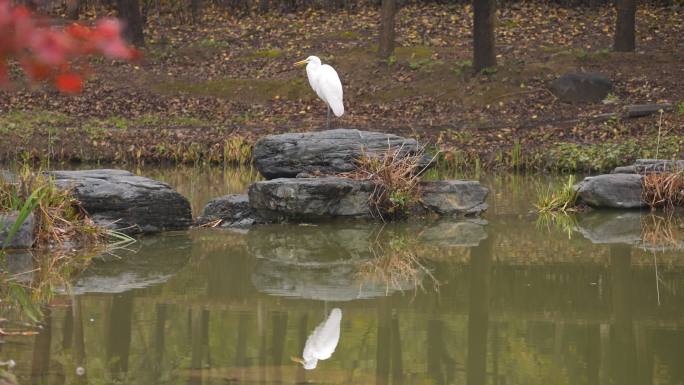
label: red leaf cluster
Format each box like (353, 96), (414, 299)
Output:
(0, 0), (138, 93)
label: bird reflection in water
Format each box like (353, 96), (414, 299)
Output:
(291, 308), (342, 370)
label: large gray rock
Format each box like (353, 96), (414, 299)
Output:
(419, 180), (489, 216)
(613, 159), (684, 174)
(248, 177), (373, 219)
(0, 212), (35, 249)
(247, 177), (488, 220)
(550, 72), (612, 103)
(575, 174), (645, 208)
(196, 194), (264, 228)
(49, 169), (192, 234)
(253, 129), (432, 179)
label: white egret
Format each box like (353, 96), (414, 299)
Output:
(294, 56), (344, 129)
(291, 308), (342, 370)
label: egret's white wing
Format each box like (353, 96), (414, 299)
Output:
(303, 308), (342, 362)
(317, 65), (344, 117)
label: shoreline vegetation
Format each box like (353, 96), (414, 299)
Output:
(1, 166), (135, 324)
(535, 169), (684, 213)
(1, 119), (683, 174)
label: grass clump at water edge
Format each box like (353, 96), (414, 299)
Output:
(642, 171), (684, 210)
(1, 166), (135, 323)
(1, 166), (106, 248)
(341, 144), (435, 221)
(534, 175), (579, 214)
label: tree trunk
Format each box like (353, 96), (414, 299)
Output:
(66, 0), (81, 19)
(191, 0), (202, 23)
(472, 0), (496, 72)
(378, 0), (397, 60)
(116, 0), (145, 46)
(258, 0), (269, 13)
(614, 0), (636, 51)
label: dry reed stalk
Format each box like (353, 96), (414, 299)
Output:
(2, 168), (107, 247)
(357, 242), (438, 295)
(640, 213), (683, 250)
(340, 142), (435, 221)
(642, 171), (684, 210)
(355, 225), (439, 295)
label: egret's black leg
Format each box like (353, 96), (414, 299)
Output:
(326, 107), (331, 129)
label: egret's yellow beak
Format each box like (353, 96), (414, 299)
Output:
(294, 59), (308, 67)
(290, 356), (305, 365)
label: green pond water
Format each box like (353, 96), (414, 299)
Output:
(2, 167), (684, 385)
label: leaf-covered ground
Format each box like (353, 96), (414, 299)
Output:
(0, 2), (683, 171)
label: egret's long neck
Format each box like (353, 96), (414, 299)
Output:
(306, 61), (321, 79)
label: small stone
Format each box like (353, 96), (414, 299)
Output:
(612, 159), (684, 174)
(419, 180), (489, 216)
(0, 212), (35, 249)
(550, 72), (612, 103)
(196, 194), (258, 226)
(624, 103), (672, 118)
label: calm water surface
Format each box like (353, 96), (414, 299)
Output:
(2, 167), (684, 385)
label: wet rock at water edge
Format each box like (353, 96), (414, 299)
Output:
(247, 177), (489, 220)
(0, 211), (35, 249)
(49, 169), (192, 234)
(196, 194), (265, 228)
(248, 177), (374, 219)
(549, 72), (612, 103)
(419, 180), (489, 216)
(253, 129), (433, 179)
(613, 159), (684, 174)
(574, 173), (645, 209)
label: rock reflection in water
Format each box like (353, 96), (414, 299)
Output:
(68, 233), (192, 294)
(249, 220), (486, 300)
(5, 251), (34, 283)
(576, 211), (684, 251)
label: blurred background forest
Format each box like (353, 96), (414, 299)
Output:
(1, 0), (682, 172)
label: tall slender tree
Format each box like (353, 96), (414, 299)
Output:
(117, 0), (145, 46)
(191, 0), (202, 23)
(472, 0), (496, 72)
(66, 0), (80, 19)
(378, 0), (397, 60)
(614, 0), (636, 51)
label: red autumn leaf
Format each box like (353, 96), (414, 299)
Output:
(65, 23), (92, 40)
(21, 59), (52, 80)
(55, 73), (82, 93)
(0, 0), (136, 93)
